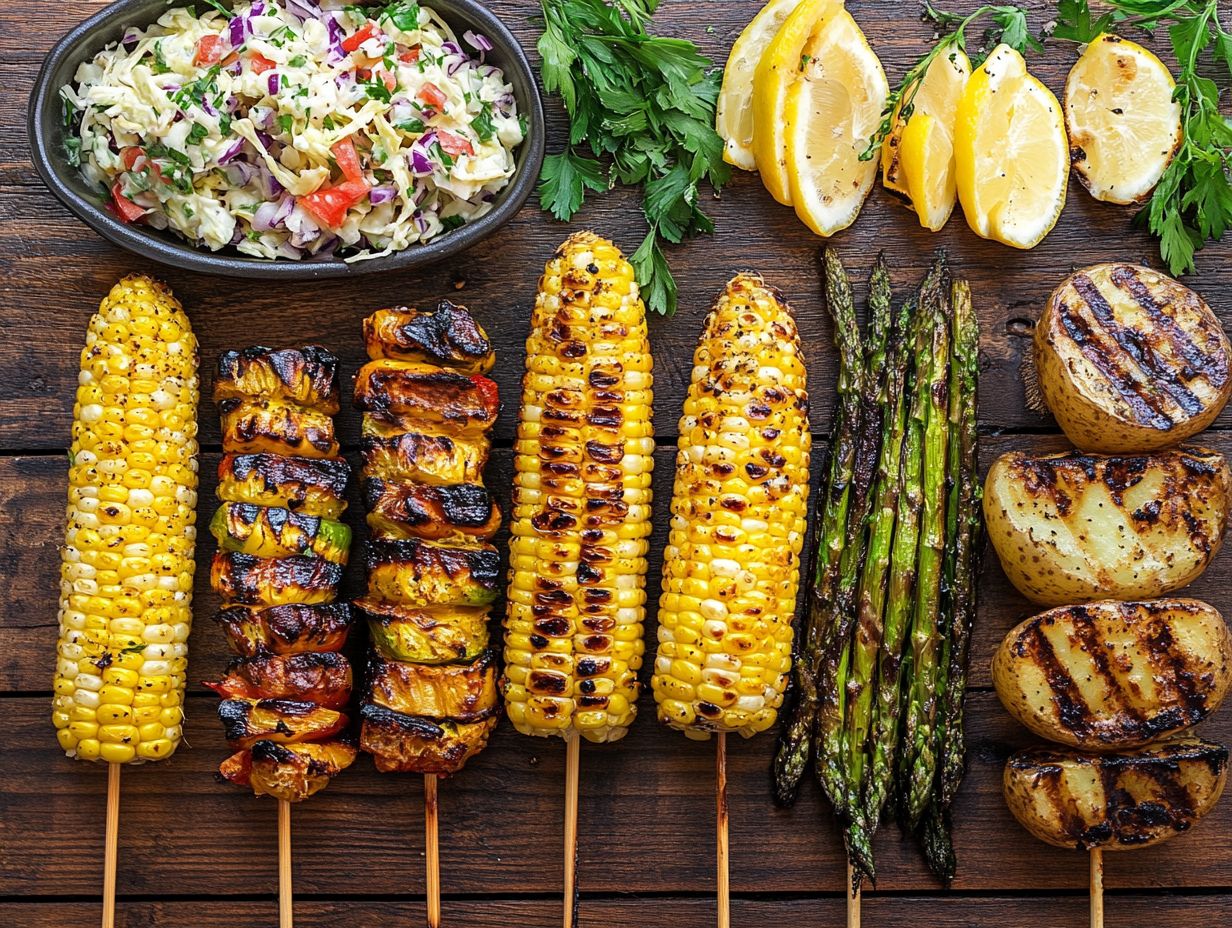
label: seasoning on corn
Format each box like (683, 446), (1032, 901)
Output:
(502, 231), (655, 743)
(651, 275), (811, 740)
(52, 275), (200, 764)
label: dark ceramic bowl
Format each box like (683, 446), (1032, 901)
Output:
(29, 0), (545, 279)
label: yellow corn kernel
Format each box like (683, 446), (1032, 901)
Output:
(502, 233), (654, 744)
(650, 275), (811, 739)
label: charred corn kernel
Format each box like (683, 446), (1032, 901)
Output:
(651, 275), (811, 740)
(52, 276), (199, 764)
(502, 232), (655, 744)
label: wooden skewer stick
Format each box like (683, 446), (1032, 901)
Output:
(1090, 848), (1104, 928)
(563, 734), (581, 928)
(101, 761), (121, 928)
(278, 799), (293, 928)
(716, 733), (730, 928)
(425, 773), (442, 928)
(846, 862), (861, 928)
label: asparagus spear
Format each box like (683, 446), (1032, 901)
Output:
(861, 263), (942, 836)
(838, 257), (898, 881)
(772, 249), (864, 806)
(899, 257), (953, 829)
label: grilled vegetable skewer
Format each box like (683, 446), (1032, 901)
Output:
(650, 274), (811, 926)
(352, 301), (501, 928)
(52, 276), (200, 928)
(503, 232), (655, 926)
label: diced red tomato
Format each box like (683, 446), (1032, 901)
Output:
(437, 130), (474, 157)
(297, 179), (370, 229)
(330, 138), (365, 184)
(417, 82), (447, 108)
(356, 66), (372, 81)
(120, 147), (163, 182)
(120, 147), (143, 170)
(249, 53), (277, 74)
(342, 21), (378, 53)
(380, 69), (397, 91)
(110, 181), (147, 223)
(399, 46), (421, 64)
(194, 34), (226, 66)
(470, 375), (499, 410)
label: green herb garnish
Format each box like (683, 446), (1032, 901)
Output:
(396, 117), (426, 134)
(380, 1), (422, 32)
(472, 103), (495, 142)
(187, 123), (209, 145)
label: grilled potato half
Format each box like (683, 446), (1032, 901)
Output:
(1004, 736), (1229, 850)
(984, 447), (1230, 605)
(994, 599), (1232, 749)
(1035, 265), (1232, 453)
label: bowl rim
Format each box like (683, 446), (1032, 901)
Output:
(28, 0), (546, 280)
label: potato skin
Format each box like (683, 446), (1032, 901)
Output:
(993, 599), (1232, 749)
(983, 447), (1230, 605)
(1003, 737), (1228, 850)
(1035, 264), (1232, 453)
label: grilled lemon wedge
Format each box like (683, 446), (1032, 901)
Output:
(1064, 33), (1182, 204)
(955, 44), (1068, 249)
(882, 47), (970, 203)
(784, 8), (888, 236)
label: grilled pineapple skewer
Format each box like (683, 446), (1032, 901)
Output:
(51, 276), (200, 928)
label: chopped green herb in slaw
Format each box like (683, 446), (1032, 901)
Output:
(60, 0), (525, 262)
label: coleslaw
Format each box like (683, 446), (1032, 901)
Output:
(60, 0), (526, 262)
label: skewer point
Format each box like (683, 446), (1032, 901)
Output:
(425, 774), (442, 928)
(563, 735), (581, 928)
(1089, 848), (1104, 928)
(716, 734), (730, 928)
(278, 799), (293, 928)
(102, 762), (121, 928)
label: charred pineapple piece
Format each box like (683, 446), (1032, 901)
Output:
(363, 303), (495, 374)
(214, 602), (354, 657)
(211, 551), (343, 606)
(367, 650), (499, 721)
(218, 697), (349, 748)
(359, 703), (499, 776)
(219, 739), (358, 803)
(364, 539), (500, 607)
(358, 599), (490, 664)
(205, 652), (353, 709)
(211, 503), (351, 563)
(362, 478), (501, 543)
(359, 432), (488, 487)
(214, 346), (341, 414)
(355, 360), (499, 434)
(216, 453), (350, 519)
(219, 398), (340, 458)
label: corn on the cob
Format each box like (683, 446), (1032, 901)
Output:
(52, 276), (200, 764)
(651, 275), (811, 740)
(502, 231), (655, 743)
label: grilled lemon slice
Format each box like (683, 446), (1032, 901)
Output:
(955, 44), (1068, 249)
(1064, 33), (1182, 204)
(882, 46), (970, 202)
(784, 8), (888, 236)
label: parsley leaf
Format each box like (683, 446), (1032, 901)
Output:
(473, 103), (495, 142)
(187, 123), (209, 145)
(379, 1), (422, 32)
(151, 40), (172, 75)
(535, 0), (730, 314)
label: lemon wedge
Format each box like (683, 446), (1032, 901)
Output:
(955, 44), (1068, 250)
(751, 0), (842, 205)
(882, 47), (971, 201)
(1064, 33), (1182, 205)
(900, 113), (958, 231)
(717, 0), (803, 171)
(784, 9), (888, 236)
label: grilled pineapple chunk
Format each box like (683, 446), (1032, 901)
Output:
(367, 650), (499, 721)
(363, 303), (495, 374)
(218, 398), (340, 458)
(214, 602), (354, 657)
(210, 503), (351, 563)
(359, 432), (488, 488)
(216, 453), (350, 519)
(359, 599), (490, 664)
(211, 551), (344, 606)
(364, 539), (501, 607)
(1036, 265), (1232, 453)
(362, 478), (501, 543)
(205, 652), (353, 709)
(217, 697), (348, 748)
(220, 739), (358, 803)
(1004, 736), (1229, 850)
(214, 346), (341, 413)
(359, 703), (499, 775)
(994, 599), (1232, 749)
(984, 447), (1230, 605)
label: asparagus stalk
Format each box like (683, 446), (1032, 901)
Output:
(838, 257), (898, 881)
(772, 249), (864, 806)
(861, 263), (941, 835)
(899, 257), (953, 829)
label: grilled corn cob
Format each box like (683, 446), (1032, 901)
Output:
(52, 276), (200, 764)
(503, 232), (655, 743)
(651, 275), (811, 740)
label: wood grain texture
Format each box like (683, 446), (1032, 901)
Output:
(5, 0), (1232, 922)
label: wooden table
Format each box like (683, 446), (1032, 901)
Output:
(3, 1), (1231, 925)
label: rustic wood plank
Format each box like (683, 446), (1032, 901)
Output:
(3, 895), (1230, 928)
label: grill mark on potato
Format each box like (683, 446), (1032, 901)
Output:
(1055, 303), (1174, 429)
(1072, 273), (1205, 417)
(1067, 608), (1147, 734)
(1143, 618), (1207, 717)
(1029, 623), (1095, 736)
(1110, 266), (1227, 389)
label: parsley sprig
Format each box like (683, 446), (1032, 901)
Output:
(536, 0), (730, 315)
(1054, 0), (1232, 276)
(862, 3), (1041, 160)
